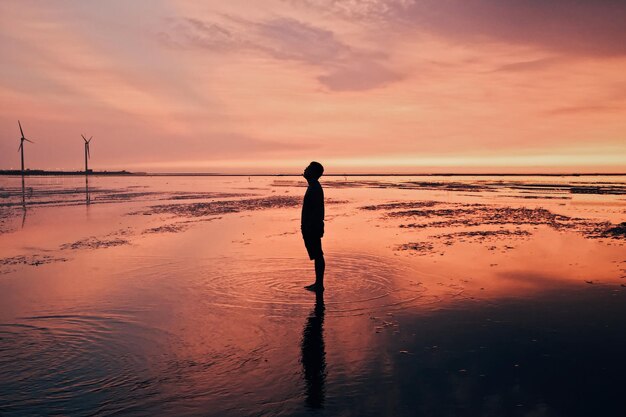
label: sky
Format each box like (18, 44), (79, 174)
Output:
(0, 0), (625, 174)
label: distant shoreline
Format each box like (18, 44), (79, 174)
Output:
(1, 170), (625, 177)
(0, 170), (135, 176)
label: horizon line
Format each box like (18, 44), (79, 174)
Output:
(1, 169), (625, 177)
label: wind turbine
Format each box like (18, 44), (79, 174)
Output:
(81, 134), (93, 174)
(17, 120), (34, 176)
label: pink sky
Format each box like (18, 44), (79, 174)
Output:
(1, 0), (625, 173)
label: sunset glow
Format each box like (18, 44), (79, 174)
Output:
(1, 1), (625, 173)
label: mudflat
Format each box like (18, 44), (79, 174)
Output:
(0, 175), (624, 416)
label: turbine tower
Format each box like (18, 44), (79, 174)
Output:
(17, 120), (34, 176)
(81, 134), (93, 174)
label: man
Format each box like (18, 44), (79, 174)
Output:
(301, 161), (325, 292)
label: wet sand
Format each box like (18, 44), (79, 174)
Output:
(0, 175), (625, 416)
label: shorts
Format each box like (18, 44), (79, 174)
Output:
(302, 232), (324, 260)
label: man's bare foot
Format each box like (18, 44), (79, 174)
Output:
(304, 283), (324, 292)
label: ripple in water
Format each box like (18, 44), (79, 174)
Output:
(191, 252), (439, 316)
(0, 252), (461, 416)
(0, 313), (163, 416)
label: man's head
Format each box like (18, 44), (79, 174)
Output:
(303, 161), (324, 181)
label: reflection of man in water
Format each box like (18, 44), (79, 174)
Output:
(301, 291), (326, 408)
(301, 161), (325, 292)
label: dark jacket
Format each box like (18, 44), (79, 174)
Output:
(301, 180), (324, 237)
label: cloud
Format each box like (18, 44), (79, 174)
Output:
(494, 57), (565, 72)
(255, 17), (351, 64)
(295, 0), (626, 56)
(547, 104), (624, 116)
(159, 16), (400, 91)
(318, 61), (402, 91)
(158, 18), (240, 50)
(293, 0), (412, 21)
(190, 132), (315, 155)
(254, 18), (402, 90)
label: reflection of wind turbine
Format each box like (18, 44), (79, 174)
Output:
(17, 120), (35, 176)
(21, 178), (27, 227)
(85, 177), (91, 205)
(82, 134), (93, 174)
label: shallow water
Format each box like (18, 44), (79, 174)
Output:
(0, 175), (625, 416)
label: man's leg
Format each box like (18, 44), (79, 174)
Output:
(314, 255), (325, 289)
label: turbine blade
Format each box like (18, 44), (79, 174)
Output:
(87, 144), (90, 158)
(18, 143), (22, 152)
(82, 134), (87, 142)
(24, 138), (34, 144)
(89, 136), (93, 143)
(18, 120), (24, 138)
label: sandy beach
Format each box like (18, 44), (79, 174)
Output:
(0, 174), (624, 416)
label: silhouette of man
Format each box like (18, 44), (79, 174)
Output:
(301, 161), (325, 292)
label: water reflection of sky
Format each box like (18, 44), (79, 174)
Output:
(324, 287), (626, 417)
(0, 175), (624, 416)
